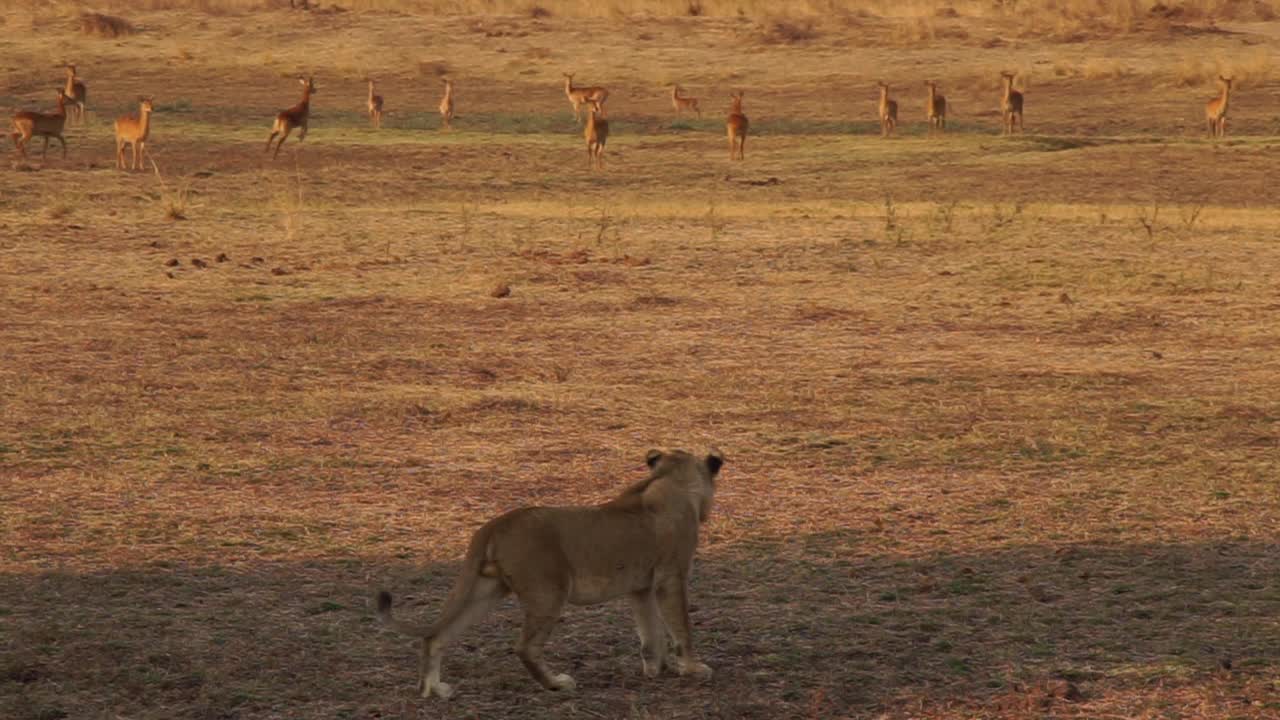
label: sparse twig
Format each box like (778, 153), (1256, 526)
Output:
(707, 196), (725, 241)
(1137, 201), (1160, 242)
(595, 205), (612, 245)
(1181, 203), (1204, 231)
(149, 158), (192, 221)
(935, 200), (959, 235)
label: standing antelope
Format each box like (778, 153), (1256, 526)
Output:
(439, 78), (455, 130)
(563, 73), (608, 124)
(584, 100), (609, 170)
(670, 85), (701, 118)
(926, 81), (947, 134)
(876, 81), (898, 137)
(114, 96), (155, 171)
(367, 80), (383, 129)
(10, 90), (71, 160)
(266, 76), (315, 159)
(64, 65), (87, 125)
(1000, 71), (1024, 135)
(726, 91), (748, 161)
(1205, 76), (1233, 138)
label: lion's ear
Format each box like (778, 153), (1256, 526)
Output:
(706, 448), (725, 475)
(645, 449), (663, 469)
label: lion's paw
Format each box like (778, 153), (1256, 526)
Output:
(550, 673), (577, 692)
(425, 680), (454, 700)
(642, 659), (662, 679)
(677, 660), (713, 680)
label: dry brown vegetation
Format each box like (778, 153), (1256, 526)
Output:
(78, 11), (137, 37)
(2, 3), (1280, 719)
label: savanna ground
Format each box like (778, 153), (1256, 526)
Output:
(3, 1), (1280, 718)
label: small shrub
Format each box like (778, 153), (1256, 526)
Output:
(79, 12), (135, 38)
(762, 18), (819, 44)
(151, 161), (191, 221)
(528, 4), (551, 18)
(418, 60), (450, 78)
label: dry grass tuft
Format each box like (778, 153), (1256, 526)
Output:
(760, 16), (819, 43)
(150, 160), (192, 221)
(418, 59), (451, 77)
(79, 11), (136, 38)
(42, 201), (75, 220)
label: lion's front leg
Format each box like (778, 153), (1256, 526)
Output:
(627, 589), (666, 678)
(656, 577), (712, 680)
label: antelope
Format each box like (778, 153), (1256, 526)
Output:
(10, 90), (71, 160)
(114, 96), (155, 171)
(726, 90), (748, 161)
(439, 78), (454, 130)
(926, 81), (947, 134)
(266, 76), (315, 159)
(563, 73), (608, 124)
(1000, 71), (1024, 135)
(584, 100), (608, 170)
(876, 81), (898, 137)
(1205, 75), (1233, 138)
(64, 65), (87, 124)
(367, 80), (383, 129)
(670, 85), (701, 118)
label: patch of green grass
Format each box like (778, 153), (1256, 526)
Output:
(305, 601), (345, 615)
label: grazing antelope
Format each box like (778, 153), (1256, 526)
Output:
(64, 65), (87, 125)
(726, 90), (748, 161)
(10, 90), (71, 160)
(266, 76), (315, 159)
(584, 100), (608, 170)
(367, 80), (383, 129)
(876, 81), (898, 137)
(439, 78), (454, 130)
(563, 73), (608, 124)
(1205, 75), (1233, 138)
(114, 96), (155, 171)
(1000, 71), (1024, 135)
(926, 81), (947, 134)
(670, 85), (701, 118)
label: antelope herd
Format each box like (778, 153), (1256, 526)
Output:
(6, 66), (1246, 169)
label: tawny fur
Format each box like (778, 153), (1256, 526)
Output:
(376, 448), (725, 700)
(63, 65), (87, 125)
(670, 85), (701, 118)
(926, 81), (947, 134)
(114, 97), (155, 171)
(367, 80), (383, 129)
(266, 76), (315, 159)
(439, 78), (454, 130)
(1000, 71), (1024, 135)
(11, 90), (71, 160)
(563, 73), (608, 124)
(726, 91), (748, 160)
(584, 100), (609, 170)
(877, 81), (898, 137)
(1205, 76), (1232, 138)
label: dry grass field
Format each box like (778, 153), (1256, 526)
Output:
(3, 2), (1280, 718)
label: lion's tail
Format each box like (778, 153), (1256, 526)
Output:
(375, 590), (433, 637)
(375, 524), (496, 639)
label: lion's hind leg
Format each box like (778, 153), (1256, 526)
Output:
(628, 589), (667, 678)
(420, 576), (506, 699)
(512, 580), (576, 692)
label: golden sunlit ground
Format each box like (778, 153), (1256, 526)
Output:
(2, 2), (1279, 718)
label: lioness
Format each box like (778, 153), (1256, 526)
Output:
(376, 447), (725, 699)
